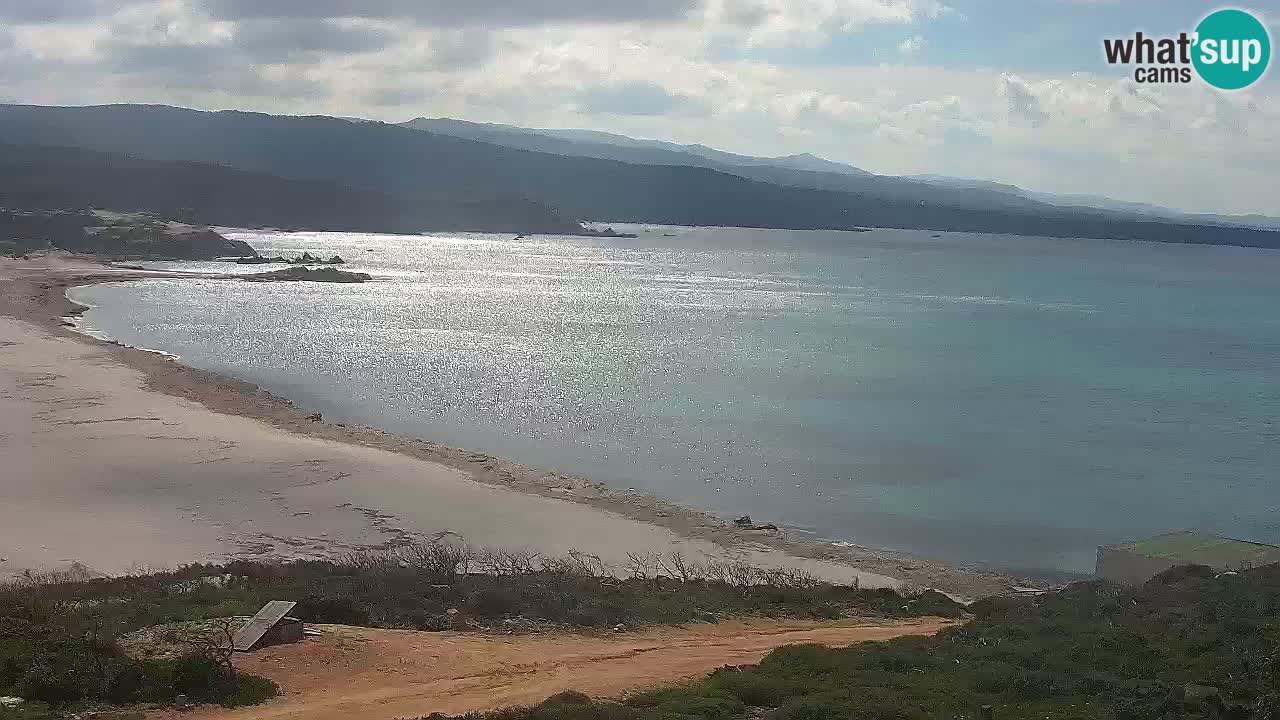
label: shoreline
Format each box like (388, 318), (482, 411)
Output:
(0, 256), (1019, 598)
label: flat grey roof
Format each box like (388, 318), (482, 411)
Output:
(1105, 530), (1280, 569)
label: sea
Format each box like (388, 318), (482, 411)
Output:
(68, 225), (1280, 579)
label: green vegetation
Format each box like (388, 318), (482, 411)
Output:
(460, 564), (1280, 720)
(0, 240), (20, 256)
(11, 545), (1278, 719)
(0, 209), (254, 260)
(5, 105), (1280, 247)
(1, 543), (958, 718)
(0, 572), (278, 716)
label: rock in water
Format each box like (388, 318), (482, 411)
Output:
(243, 266), (372, 283)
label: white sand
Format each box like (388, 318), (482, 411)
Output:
(0, 312), (899, 588)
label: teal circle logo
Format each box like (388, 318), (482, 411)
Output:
(1193, 9), (1271, 90)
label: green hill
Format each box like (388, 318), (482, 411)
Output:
(2, 104), (1279, 248)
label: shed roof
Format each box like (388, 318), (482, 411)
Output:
(233, 600), (297, 651)
(1106, 531), (1280, 570)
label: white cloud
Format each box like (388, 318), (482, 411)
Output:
(707, 0), (948, 47)
(998, 73), (1048, 126)
(0, 0), (1275, 214)
(897, 34), (923, 55)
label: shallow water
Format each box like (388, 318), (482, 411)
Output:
(71, 225), (1280, 577)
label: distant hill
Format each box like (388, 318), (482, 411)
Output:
(909, 176), (1280, 230)
(533, 125), (872, 175)
(401, 116), (1051, 213)
(0, 142), (585, 235)
(410, 117), (1280, 233)
(0, 208), (257, 259)
(404, 117), (875, 176)
(3, 104), (1279, 248)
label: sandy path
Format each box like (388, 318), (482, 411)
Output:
(159, 618), (954, 720)
(0, 257), (902, 588)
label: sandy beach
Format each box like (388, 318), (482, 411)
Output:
(0, 256), (1011, 597)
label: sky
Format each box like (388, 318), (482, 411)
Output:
(1, 0), (1277, 215)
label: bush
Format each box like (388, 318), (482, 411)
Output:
(295, 592), (372, 626)
(466, 588), (521, 618)
(409, 612), (453, 632)
(652, 692), (744, 720)
(220, 672), (280, 708)
(171, 652), (236, 702)
(15, 665), (84, 705)
(706, 668), (788, 706)
(540, 691), (594, 707)
(1, 547), (962, 715)
(463, 563), (1280, 720)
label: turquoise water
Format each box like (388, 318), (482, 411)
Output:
(71, 226), (1280, 577)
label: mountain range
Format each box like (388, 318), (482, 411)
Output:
(1, 103), (1278, 247)
(402, 116), (1280, 230)
(0, 143), (584, 236)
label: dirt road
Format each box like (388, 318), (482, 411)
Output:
(165, 617), (954, 720)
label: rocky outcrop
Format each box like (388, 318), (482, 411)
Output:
(233, 253), (345, 265)
(243, 266), (371, 283)
(0, 210), (254, 260)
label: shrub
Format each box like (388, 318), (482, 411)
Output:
(652, 691), (744, 720)
(1, 550), (962, 715)
(540, 691), (593, 707)
(706, 668), (788, 706)
(295, 592), (372, 626)
(463, 563), (1280, 720)
(220, 672), (280, 708)
(15, 664), (85, 705)
(171, 651), (236, 702)
(466, 587), (521, 618)
(410, 612), (453, 632)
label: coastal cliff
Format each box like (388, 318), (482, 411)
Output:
(0, 210), (253, 260)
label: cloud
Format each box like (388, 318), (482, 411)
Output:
(198, 0), (699, 27)
(576, 80), (696, 116)
(101, 42), (327, 98)
(421, 29), (496, 70)
(230, 19), (396, 62)
(713, 0), (950, 47)
(0, 0), (117, 23)
(897, 34), (923, 55)
(998, 73), (1048, 126)
(0, 0), (1276, 215)
(363, 84), (434, 107)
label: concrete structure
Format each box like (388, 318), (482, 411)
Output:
(233, 600), (301, 652)
(259, 616), (304, 647)
(1097, 531), (1280, 585)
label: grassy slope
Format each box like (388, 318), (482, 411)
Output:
(0, 544), (960, 717)
(463, 564), (1280, 720)
(10, 545), (1277, 720)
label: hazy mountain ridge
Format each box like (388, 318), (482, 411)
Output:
(407, 116), (1280, 231)
(2, 104), (1278, 248)
(0, 142), (586, 236)
(401, 116), (1055, 214)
